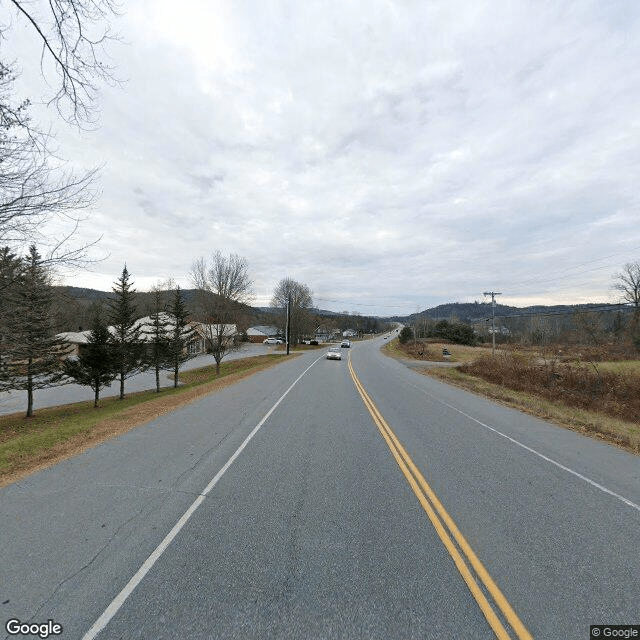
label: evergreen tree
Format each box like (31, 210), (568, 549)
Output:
(0, 247), (22, 388)
(0, 247), (21, 296)
(1, 246), (68, 417)
(64, 306), (117, 407)
(107, 265), (145, 400)
(143, 288), (173, 393)
(168, 286), (196, 387)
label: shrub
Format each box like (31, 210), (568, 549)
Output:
(398, 327), (413, 344)
(459, 353), (640, 423)
(428, 320), (478, 345)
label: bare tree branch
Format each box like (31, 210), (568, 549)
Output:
(7, 0), (122, 127)
(190, 252), (253, 373)
(613, 260), (640, 313)
(0, 59), (103, 267)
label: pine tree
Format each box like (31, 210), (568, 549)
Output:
(107, 265), (145, 400)
(168, 286), (196, 387)
(1, 246), (68, 417)
(143, 288), (173, 393)
(64, 306), (117, 407)
(0, 247), (21, 296)
(0, 247), (22, 388)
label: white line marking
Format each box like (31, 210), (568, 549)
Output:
(82, 355), (324, 640)
(407, 381), (640, 514)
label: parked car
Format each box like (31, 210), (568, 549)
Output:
(326, 347), (342, 360)
(341, 340), (351, 348)
(263, 337), (284, 344)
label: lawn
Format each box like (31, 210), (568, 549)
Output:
(0, 354), (287, 486)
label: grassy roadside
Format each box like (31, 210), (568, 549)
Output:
(383, 340), (640, 454)
(0, 354), (289, 488)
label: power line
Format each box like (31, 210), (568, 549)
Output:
(314, 296), (411, 310)
(500, 245), (640, 290)
(491, 302), (634, 321)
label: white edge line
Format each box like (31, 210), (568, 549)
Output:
(410, 382), (640, 514)
(82, 354), (324, 640)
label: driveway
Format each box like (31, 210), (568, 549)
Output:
(0, 343), (274, 416)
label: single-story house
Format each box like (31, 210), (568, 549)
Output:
(56, 330), (91, 357)
(246, 325), (281, 343)
(57, 315), (237, 357)
(189, 323), (237, 354)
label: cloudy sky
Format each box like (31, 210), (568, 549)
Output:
(6, 0), (640, 315)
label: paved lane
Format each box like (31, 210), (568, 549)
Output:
(84, 345), (495, 639)
(351, 337), (640, 639)
(1, 336), (638, 639)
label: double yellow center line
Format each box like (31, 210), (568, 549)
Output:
(348, 355), (532, 640)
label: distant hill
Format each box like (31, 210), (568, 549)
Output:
(53, 286), (274, 332)
(392, 301), (628, 324)
(56, 288), (627, 332)
(54, 287), (391, 333)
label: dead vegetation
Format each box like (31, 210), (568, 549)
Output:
(460, 353), (640, 425)
(390, 338), (491, 363)
(390, 338), (640, 453)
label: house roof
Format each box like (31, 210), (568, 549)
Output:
(57, 330), (91, 344)
(193, 323), (237, 338)
(247, 325), (279, 336)
(57, 316), (227, 344)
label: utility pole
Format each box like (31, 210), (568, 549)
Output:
(286, 296), (291, 356)
(483, 291), (502, 356)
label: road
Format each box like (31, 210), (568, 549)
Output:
(0, 343), (276, 416)
(1, 335), (638, 639)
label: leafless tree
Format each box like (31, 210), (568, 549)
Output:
(614, 261), (640, 313)
(0, 1), (120, 264)
(4, 0), (121, 126)
(271, 277), (313, 346)
(613, 260), (640, 350)
(1, 63), (101, 263)
(191, 252), (253, 374)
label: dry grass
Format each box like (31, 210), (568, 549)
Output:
(386, 338), (639, 453)
(592, 360), (640, 375)
(389, 338), (492, 363)
(460, 353), (640, 424)
(0, 354), (289, 487)
(425, 366), (640, 454)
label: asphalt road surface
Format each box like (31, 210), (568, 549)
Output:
(1, 335), (638, 639)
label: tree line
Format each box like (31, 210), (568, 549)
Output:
(0, 242), (340, 417)
(0, 251), (196, 415)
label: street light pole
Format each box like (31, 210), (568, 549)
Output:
(483, 291), (502, 356)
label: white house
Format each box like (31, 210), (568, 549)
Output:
(246, 325), (280, 343)
(57, 316), (237, 357)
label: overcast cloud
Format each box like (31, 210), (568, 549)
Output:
(6, 0), (640, 315)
